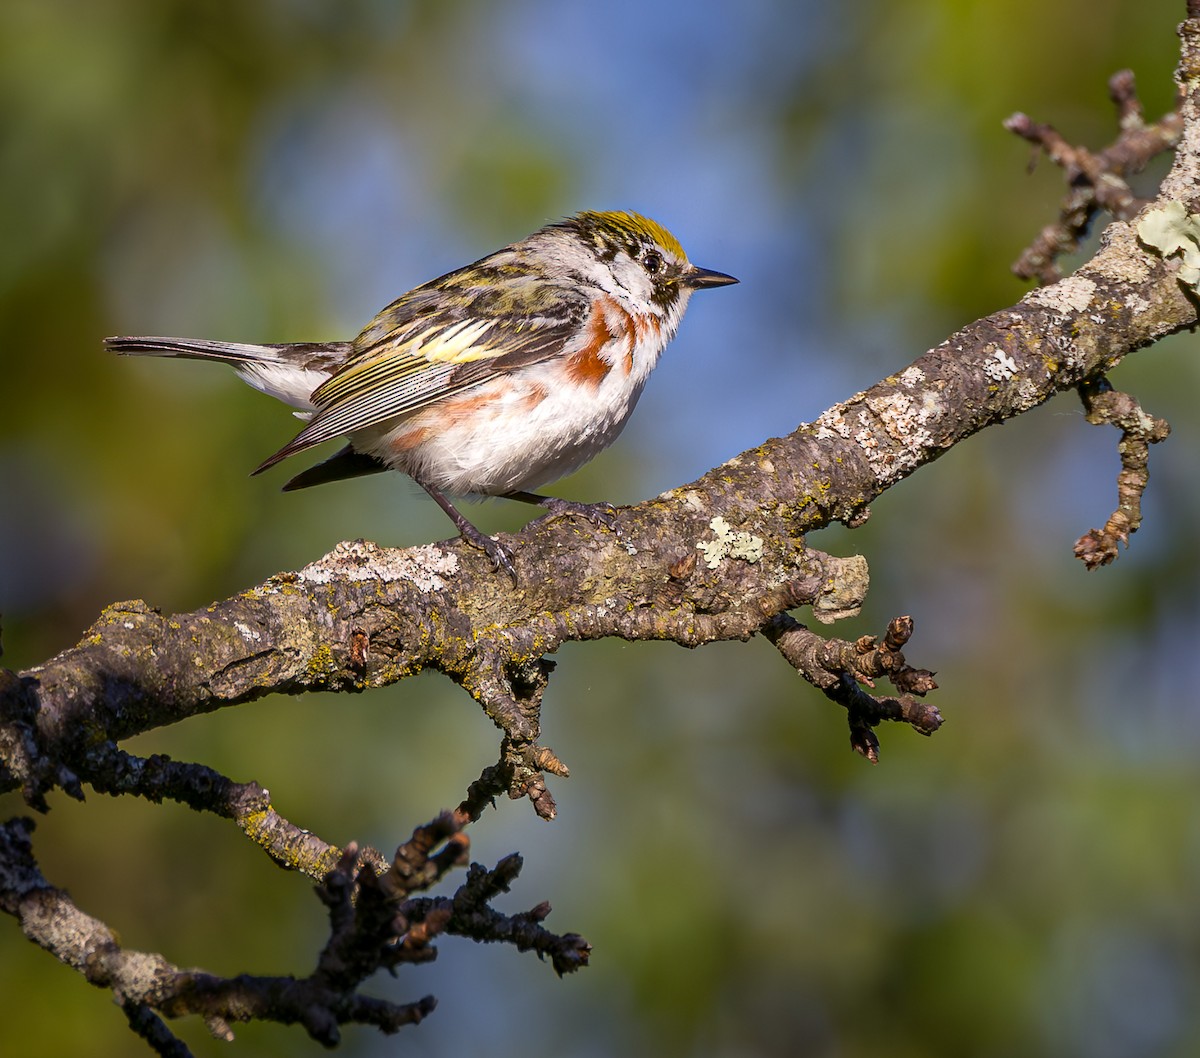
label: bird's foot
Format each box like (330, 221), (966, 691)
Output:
(530, 496), (619, 532)
(415, 476), (520, 583)
(457, 522), (518, 583)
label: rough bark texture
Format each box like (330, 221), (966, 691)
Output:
(4, 11), (1200, 1055)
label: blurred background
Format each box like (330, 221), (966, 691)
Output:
(2, 1), (1199, 1055)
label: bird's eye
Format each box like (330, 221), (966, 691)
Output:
(642, 250), (663, 274)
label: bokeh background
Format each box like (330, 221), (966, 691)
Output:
(3, 1), (1200, 1055)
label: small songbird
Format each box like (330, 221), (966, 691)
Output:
(108, 210), (737, 577)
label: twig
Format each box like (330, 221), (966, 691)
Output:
(763, 615), (941, 762)
(1073, 375), (1171, 568)
(1005, 70), (1183, 284)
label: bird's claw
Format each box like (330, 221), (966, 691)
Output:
(485, 538), (519, 583)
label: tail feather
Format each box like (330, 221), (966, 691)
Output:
(106, 335), (353, 412)
(278, 445), (389, 490)
(105, 335), (284, 364)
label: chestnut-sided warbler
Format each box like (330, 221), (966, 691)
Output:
(107, 210), (737, 577)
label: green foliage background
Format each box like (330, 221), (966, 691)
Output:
(1, 2), (1198, 1056)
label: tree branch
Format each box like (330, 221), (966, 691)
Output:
(7, 7), (1200, 1052)
(0, 763), (588, 1056)
(10, 172), (1189, 807)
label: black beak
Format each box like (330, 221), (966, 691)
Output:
(684, 265), (739, 289)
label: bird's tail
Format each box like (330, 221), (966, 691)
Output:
(105, 335), (353, 411)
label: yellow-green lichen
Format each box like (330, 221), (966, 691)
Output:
(306, 643), (339, 682)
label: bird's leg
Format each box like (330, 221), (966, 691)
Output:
(415, 477), (518, 582)
(505, 491), (619, 531)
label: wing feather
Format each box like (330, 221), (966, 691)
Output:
(253, 261), (590, 474)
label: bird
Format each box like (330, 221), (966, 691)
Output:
(107, 210), (738, 578)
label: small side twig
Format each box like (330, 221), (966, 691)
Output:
(1074, 375), (1171, 569)
(81, 743), (386, 880)
(764, 614), (941, 762)
(1005, 69), (1184, 284)
(122, 1002), (194, 1058)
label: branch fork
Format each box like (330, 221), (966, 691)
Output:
(765, 614), (941, 762)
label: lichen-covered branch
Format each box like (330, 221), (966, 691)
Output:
(3, 86), (1197, 812)
(0, 540), (867, 820)
(0, 815), (434, 1054)
(6, 9), (1200, 1055)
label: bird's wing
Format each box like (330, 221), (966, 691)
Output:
(253, 267), (589, 473)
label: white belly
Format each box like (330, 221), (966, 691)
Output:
(355, 363), (648, 496)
